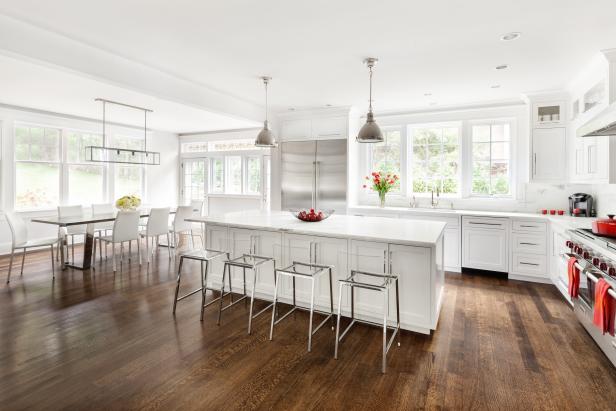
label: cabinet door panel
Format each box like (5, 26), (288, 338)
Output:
(532, 128), (566, 181)
(205, 225), (229, 285)
(254, 230), (283, 294)
(462, 228), (508, 272)
(314, 236), (348, 310)
(390, 244), (431, 327)
(443, 229), (460, 270)
(229, 228), (254, 292)
(349, 240), (388, 317)
(312, 116), (347, 139)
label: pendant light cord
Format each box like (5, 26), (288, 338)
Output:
(264, 78), (269, 123)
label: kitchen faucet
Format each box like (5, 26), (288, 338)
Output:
(431, 186), (440, 208)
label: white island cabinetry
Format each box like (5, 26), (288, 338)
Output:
(196, 211), (446, 334)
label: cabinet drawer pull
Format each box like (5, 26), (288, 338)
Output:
(520, 262), (540, 266)
(519, 242), (539, 246)
(469, 222), (502, 226)
(317, 133), (341, 137)
(520, 225), (539, 228)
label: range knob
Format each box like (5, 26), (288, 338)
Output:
(600, 262), (608, 271)
(608, 267), (616, 277)
(583, 251), (591, 259)
(566, 240), (572, 248)
(592, 257), (601, 266)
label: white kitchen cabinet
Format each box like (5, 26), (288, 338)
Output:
(571, 136), (616, 184)
(532, 101), (566, 128)
(204, 224), (230, 286)
(531, 127), (567, 182)
(509, 218), (549, 282)
(462, 216), (508, 272)
(280, 118), (311, 141)
(311, 116), (347, 140)
(282, 233), (347, 309)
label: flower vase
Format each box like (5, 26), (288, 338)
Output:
(378, 192), (386, 208)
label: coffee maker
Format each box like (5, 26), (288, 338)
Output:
(568, 193), (594, 217)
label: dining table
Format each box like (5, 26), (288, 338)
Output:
(31, 208), (190, 271)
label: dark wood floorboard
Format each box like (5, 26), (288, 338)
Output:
(1, 246), (616, 410)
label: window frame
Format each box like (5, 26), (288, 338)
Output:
(407, 121), (462, 198)
(362, 125), (407, 199)
(14, 123), (62, 211)
(467, 118), (516, 198)
(63, 128), (107, 206)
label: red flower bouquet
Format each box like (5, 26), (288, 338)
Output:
(363, 171), (399, 207)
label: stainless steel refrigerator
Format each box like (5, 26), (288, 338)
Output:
(281, 140), (347, 213)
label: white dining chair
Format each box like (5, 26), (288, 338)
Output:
(92, 203), (114, 262)
(5, 212), (58, 283)
(57, 205), (86, 263)
(94, 211), (141, 272)
(170, 205), (200, 252)
(140, 207), (172, 263)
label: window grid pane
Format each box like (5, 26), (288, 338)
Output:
(471, 123), (511, 196)
(411, 126), (460, 195)
(370, 129), (402, 193)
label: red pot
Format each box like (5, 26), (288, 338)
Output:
(592, 215), (616, 238)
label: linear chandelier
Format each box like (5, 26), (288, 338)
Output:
(85, 98), (161, 165)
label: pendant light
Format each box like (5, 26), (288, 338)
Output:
(255, 76), (277, 147)
(357, 57), (384, 143)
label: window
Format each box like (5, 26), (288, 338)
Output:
(183, 159), (206, 201)
(471, 122), (512, 196)
(181, 138), (260, 153)
(65, 131), (105, 205)
(113, 135), (145, 198)
(410, 125), (460, 195)
(210, 158), (224, 193)
(15, 125), (61, 209)
(225, 156), (242, 194)
(368, 128), (403, 193)
(245, 157), (261, 194)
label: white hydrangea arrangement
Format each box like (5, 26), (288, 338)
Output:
(115, 195), (141, 211)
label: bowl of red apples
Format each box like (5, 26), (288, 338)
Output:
(290, 208), (334, 222)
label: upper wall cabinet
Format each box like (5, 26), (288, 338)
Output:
(277, 108), (350, 142)
(531, 127), (567, 182)
(532, 101), (566, 128)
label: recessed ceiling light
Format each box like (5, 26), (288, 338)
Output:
(424, 93), (432, 97)
(288, 107), (296, 111)
(501, 32), (521, 41)
(429, 101), (437, 106)
(495, 64), (509, 70)
(325, 104), (333, 107)
(490, 84), (501, 89)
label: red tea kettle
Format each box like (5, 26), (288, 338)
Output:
(592, 214), (616, 238)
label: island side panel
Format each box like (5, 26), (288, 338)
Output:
(431, 231), (445, 329)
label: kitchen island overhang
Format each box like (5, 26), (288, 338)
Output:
(188, 211), (445, 334)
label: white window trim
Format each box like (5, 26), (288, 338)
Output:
(466, 118), (517, 199)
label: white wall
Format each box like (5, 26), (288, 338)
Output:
(0, 106), (179, 254)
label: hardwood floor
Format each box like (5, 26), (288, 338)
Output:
(1, 246), (616, 410)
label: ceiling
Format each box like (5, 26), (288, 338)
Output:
(1, 0), (615, 122)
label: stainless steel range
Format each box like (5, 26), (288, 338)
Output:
(564, 228), (616, 366)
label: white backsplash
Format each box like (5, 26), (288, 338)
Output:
(362, 183), (605, 215)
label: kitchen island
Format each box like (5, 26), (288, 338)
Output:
(188, 211), (446, 334)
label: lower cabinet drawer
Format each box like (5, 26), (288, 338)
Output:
(510, 253), (547, 277)
(511, 232), (546, 255)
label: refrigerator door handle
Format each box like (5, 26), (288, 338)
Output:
(314, 161), (320, 210)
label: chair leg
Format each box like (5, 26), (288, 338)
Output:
(128, 241), (132, 261)
(308, 277), (316, 352)
(247, 268), (257, 334)
(334, 282), (344, 359)
(269, 271), (280, 341)
(93, 238), (97, 265)
(99, 233), (103, 263)
(145, 236), (150, 263)
(166, 233), (172, 260)
(112, 243), (117, 272)
(200, 260), (207, 321)
(137, 238), (141, 266)
(6, 248), (15, 283)
(218, 263), (229, 325)
(382, 290), (388, 374)
(20, 247), (26, 275)
(50, 245), (55, 279)
(173, 257), (184, 315)
(71, 235), (75, 262)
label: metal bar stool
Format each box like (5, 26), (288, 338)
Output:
(173, 248), (229, 321)
(269, 261), (334, 352)
(218, 253), (276, 334)
(334, 269), (400, 373)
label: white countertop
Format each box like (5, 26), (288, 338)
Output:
(189, 210), (446, 247)
(348, 205), (595, 230)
